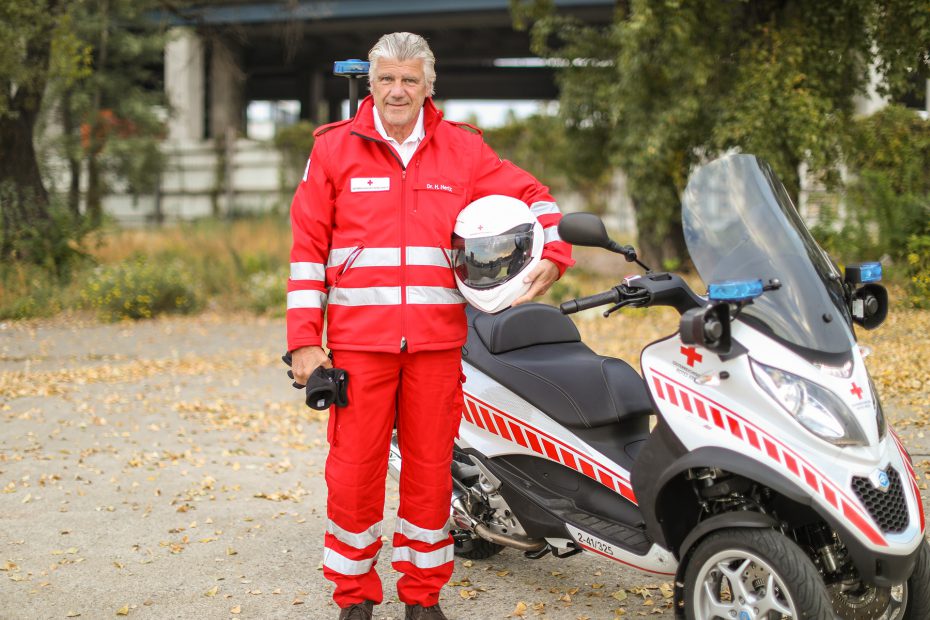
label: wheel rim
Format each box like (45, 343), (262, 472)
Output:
(692, 549), (798, 619)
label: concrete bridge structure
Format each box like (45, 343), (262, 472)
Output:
(113, 0), (617, 225)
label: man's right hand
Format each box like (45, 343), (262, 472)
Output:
(290, 346), (333, 386)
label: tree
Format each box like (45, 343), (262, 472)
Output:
(513, 0), (930, 267)
(0, 0), (76, 265)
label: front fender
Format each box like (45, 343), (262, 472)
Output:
(652, 447), (920, 587)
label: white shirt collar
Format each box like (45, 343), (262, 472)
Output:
(372, 105), (425, 145)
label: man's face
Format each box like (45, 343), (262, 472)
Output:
(371, 58), (430, 139)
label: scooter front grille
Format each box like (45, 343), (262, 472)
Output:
(850, 467), (909, 534)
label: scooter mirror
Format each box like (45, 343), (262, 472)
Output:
(557, 213), (612, 249)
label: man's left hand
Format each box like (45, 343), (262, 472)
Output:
(511, 259), (560, 306)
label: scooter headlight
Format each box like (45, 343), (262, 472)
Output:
(750, 359), (868, 446)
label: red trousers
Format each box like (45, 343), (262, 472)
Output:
(322, 348), (464, 608)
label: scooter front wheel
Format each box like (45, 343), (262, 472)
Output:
(683, 527), (832, 620)
(901, 538), (930, 619)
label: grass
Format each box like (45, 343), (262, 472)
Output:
(0, 215), (292, 321)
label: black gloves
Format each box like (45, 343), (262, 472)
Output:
(282, 352), (350, 410)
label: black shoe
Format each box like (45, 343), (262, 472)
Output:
(405, 603), (448, 620)
(338, 600), (374, 620)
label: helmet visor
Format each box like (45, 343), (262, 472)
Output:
(451, 224), (534, 290)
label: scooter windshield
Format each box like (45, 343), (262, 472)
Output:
(682, 154), (854, 359)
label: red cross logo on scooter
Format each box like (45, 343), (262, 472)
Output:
(850, 382), (863, 399)
(680, 346), (703, 367)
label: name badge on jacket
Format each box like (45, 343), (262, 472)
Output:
(351, 177), (391, 192)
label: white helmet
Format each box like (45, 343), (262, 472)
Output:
(452, 195), (543, 314)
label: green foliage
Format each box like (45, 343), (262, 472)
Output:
(244, 269), (289, 316)
(511, 0), (930, 266)
(813, 106), (930, 266)
(81, 256), (200, 321)
(484, 112), (614, 213)
(905, 234), (930, 308)
(274, 121), (316, 190)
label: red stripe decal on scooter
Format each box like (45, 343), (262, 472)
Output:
(843, 499), (886, 545)
(666, 384), (679, 406)
(466, 400), (484, 430)
(680, 392), (693, 414)
(493, 414), (513, 442)
(727, 416), (742, 440)
(580, 459), (597, 479)
(695, 399), (708, 421)
(647, 368), (888, 547)
(652, 376), (665, 400)
(891, 428), (925, 534)
(461, 392), (637, 503)
(803, 467), (819, 492)
(783, 453), (799, 477)
(479, 406), (498, 433)
(508, 421), (529, 448)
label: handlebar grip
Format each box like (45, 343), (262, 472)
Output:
(560, 288), (621, 314)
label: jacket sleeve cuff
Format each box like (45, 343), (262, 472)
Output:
(287, 337), (323, 353)
(542, 245), (575, 278)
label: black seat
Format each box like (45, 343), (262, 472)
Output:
(464, 304), (653, 429)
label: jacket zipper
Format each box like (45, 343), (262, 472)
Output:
(350, 130), (407, 351)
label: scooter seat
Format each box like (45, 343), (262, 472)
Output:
(465, 304), (653, 429)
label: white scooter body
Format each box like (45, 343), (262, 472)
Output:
(389, 154), (928, 618)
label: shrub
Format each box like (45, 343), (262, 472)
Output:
(81, 257), (199, 321)
(905, 234), (930, 309)
(245, 269), (288, 316)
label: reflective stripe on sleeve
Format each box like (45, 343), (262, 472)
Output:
(530, 201), (561, 216)
(327, 247), (401, 269)
(290, 262), (325, 281)
(406, 247), (454, 268)
(327, 519), (382, 549)
(323, 547), (378, 576)
(391, 544), (453, 569)
(395, 518), (450, 544)
(329, 286), (402, 307)
(406, 286), (466, 305)
(287, 290), (328, 310)
(544, 227), (562, 244)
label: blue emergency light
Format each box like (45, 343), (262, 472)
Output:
(334, 59), (370, 76)
(708, 279), (764, 302)
(850, 262), (883, 283)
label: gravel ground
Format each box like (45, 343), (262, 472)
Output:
(1, 312), (928, 620)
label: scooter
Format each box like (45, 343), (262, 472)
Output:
(388, 153), (929, 619)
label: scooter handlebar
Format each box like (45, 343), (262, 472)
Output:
(560, 288), (621, 314)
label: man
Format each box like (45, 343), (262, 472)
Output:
(286, 32), (573, 620)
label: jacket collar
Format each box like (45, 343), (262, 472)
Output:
(351, 95), (443, 141)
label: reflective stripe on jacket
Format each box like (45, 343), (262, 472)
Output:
(287, 96), (574, 353)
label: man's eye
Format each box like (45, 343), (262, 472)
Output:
(403, 79), (418, 85)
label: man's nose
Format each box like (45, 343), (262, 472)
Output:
(389, 81), (406, 97)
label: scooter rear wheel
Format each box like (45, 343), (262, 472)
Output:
(452, 533), (503, 560)
(683, 527), (832, 620)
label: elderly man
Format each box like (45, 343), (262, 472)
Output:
(286, 32), (573, 620)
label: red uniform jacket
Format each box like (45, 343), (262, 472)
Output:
(286, 96), (574, 353)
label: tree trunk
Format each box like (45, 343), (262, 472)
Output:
(61, 89), (82, 216)
(85, 0), (110, 227)
(0, 110), (52, 261)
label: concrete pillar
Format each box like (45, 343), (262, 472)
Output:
(209, 36), (246, 139)
(854, 52), (890, 117)
(164, 28), (205, 143)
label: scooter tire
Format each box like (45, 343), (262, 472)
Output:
(902, 539), (930, 619)
(683, 527), (833, 620)
(453, 536), (504, 560)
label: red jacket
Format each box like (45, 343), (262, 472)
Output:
(287, 96), (574, 353)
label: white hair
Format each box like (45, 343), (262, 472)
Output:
(368, 32), (436, 96)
